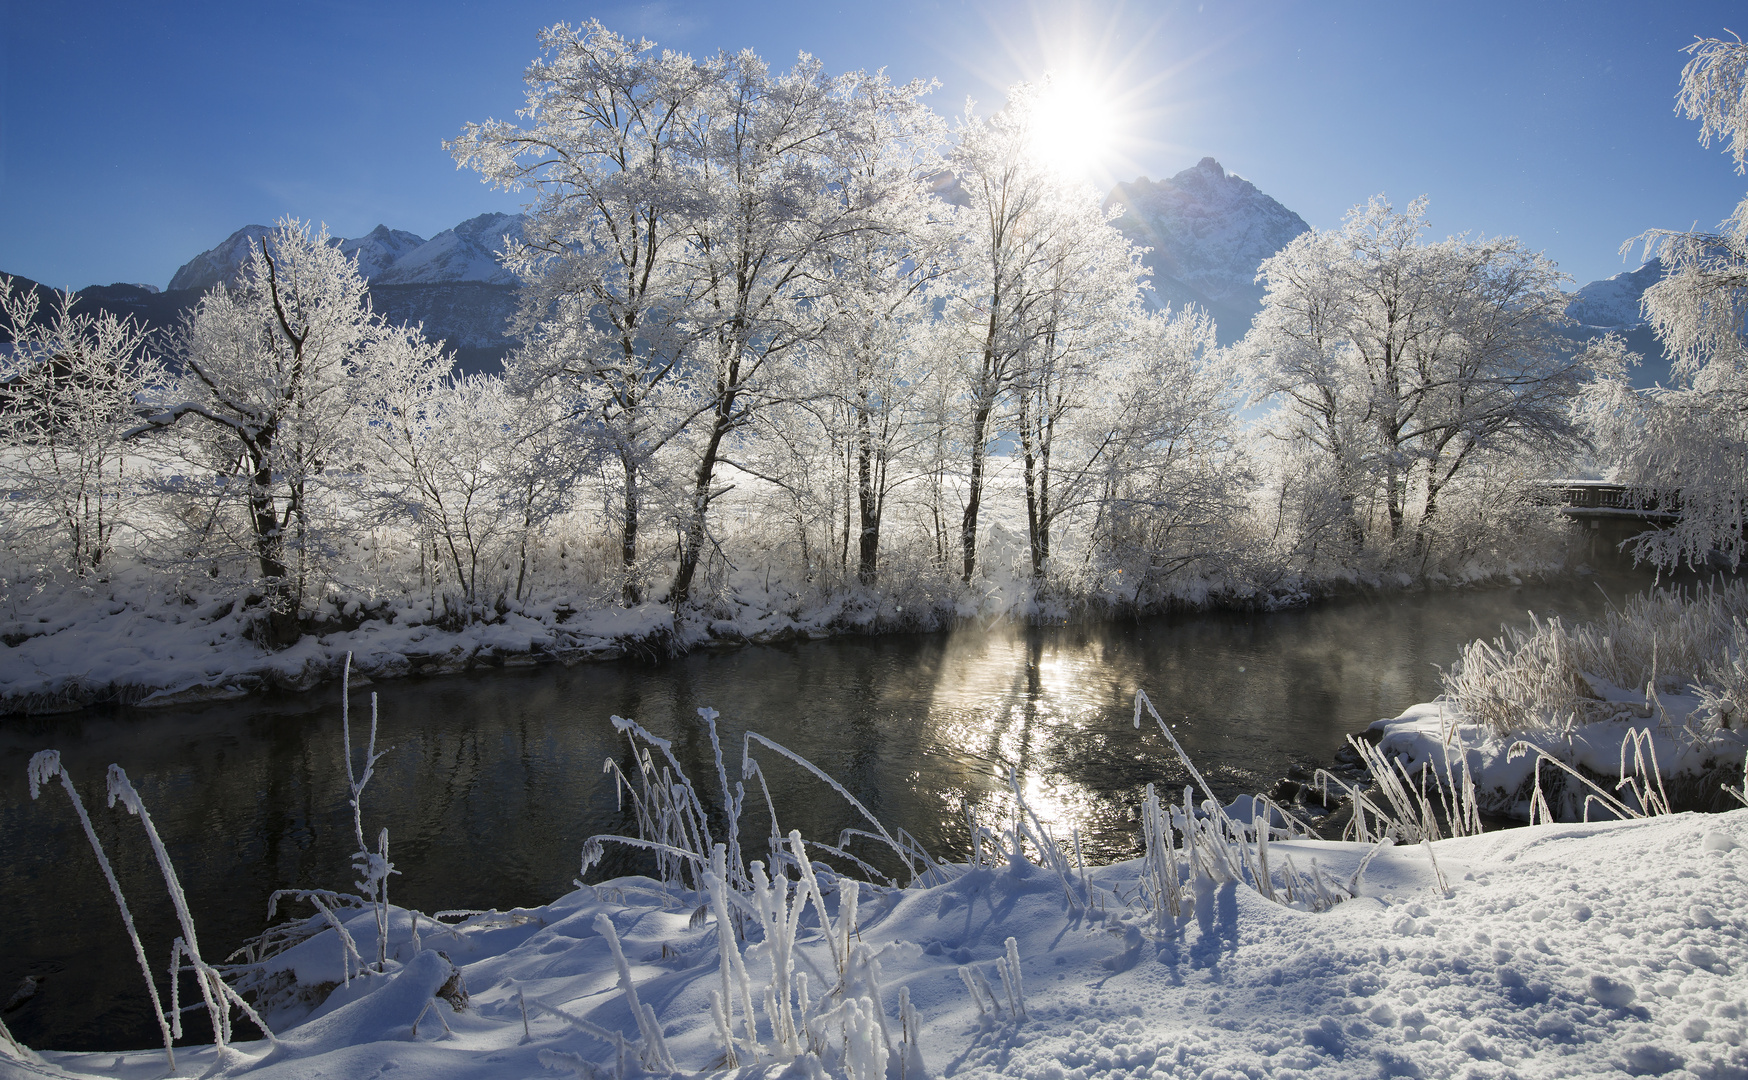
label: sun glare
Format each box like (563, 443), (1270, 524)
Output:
(1025, 71), (1118, 177)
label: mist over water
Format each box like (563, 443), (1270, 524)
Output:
(0, 570), (1672, 1050)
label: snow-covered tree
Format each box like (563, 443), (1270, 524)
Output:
(665, 57), (940, 604)
(450, 22), (709, 604)
(942, 83), (1129, 582)
(787, 83), (947, 587)
(0, 277), (165, 573)
(131, 219), (450, 645)
(1009, 196), (1151, 584)
(1240, 197), (1581, 560)
(1595, 35), (1748, 569)
(362, 366), (580, 617)
(455, 26), (943, 606)
(1079, 307), (1244, 590)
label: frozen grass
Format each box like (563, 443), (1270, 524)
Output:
(555, 688), (1453, 1073)
(1404, 578), (1748, 821)
(1443, 578), (1748, 737)
(1315, 734), (1484, 844)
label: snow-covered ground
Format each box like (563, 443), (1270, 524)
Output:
(11, 809), (1745, 1080)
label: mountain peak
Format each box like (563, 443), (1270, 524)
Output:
(1566, 258), (1664, 328)
(166, 225), (273, 293)
(337, 225), (427, 280)
(1104, 162), (1309, 342)
(373, 214), (524, 286)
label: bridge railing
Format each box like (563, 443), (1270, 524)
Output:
(1529, 481), (1678, 516)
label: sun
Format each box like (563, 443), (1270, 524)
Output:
(1023, 70), (1118, 178)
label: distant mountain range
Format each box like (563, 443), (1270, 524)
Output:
(164, 213), (526, 293)
(0, 214), (528, 376)
(3, 175), (1676, 384)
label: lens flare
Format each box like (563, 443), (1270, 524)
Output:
(1025, 71), (1117, 177)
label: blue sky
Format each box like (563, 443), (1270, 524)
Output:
(1, 0), (1743, 294)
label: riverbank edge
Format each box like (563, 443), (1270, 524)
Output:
(0, 560), (1589, 718)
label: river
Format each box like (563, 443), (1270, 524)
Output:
(0, 568), (1669, 1050)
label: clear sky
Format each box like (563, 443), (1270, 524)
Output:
(1, 0), (1743, 294)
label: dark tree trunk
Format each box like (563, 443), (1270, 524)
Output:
(855, 399), (880, 586)
(620, 449), (642, 605)
(671, 407), (732, 605)
(961, 401), (993, 583)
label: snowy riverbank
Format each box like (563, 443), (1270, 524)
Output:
(0, 559), (1590, 716)
(13, 809), (1747, 1080)
(0, 571), (681, 714)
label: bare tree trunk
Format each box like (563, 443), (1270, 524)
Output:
(619, 448), (641, 605)
(1019, 389), (1050, 583)
(961, 399), (994, 583)
(246, 445), (300, 648)
(855, 394), (881, 586)
(671, 407), (732, 605)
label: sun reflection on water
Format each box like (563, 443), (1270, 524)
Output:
(924, 624), (1131, 857)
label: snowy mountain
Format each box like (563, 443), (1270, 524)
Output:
(152, 215), (527, 374)
(337, 225), (428, 280)
(1561, 259), (1675, 388)
(1566, 258), (1663, 328)
(374, 213), (524, 286)
(1104, 158), (1310, 342)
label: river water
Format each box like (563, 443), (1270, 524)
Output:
(0, 569), (1667, 1050)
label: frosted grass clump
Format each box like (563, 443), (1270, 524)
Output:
(1132, 689), (1353, 915)
(1315, 734), (1483, 844)
(1442, 579), (1748, 737)
(577, 707), (950, 1075)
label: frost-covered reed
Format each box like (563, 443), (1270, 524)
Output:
(579, 705), (950, 1075)
(340, 657), (397, 973)
(1130, 690), (1350, 920)
(26, 749), (276, 1067)
(26, 752), (177, 1072)
(1315, 735), (1484, 844)
(1443, 579), (1748, 736)
(225, 654), (404, 1020)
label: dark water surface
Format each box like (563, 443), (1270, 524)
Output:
(0, 570), (1664, 1050)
